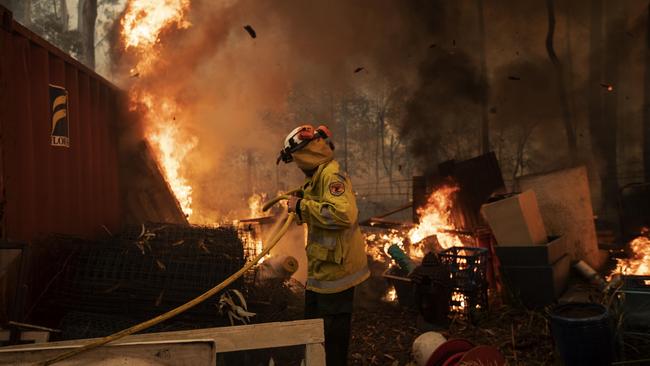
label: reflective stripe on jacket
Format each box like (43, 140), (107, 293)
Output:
(296, 160), (370, 294)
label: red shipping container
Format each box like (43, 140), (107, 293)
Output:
(0, 7), (122, 241)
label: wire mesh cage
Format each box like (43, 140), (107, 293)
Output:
(51, 223), (245, 319)
(439, 246), (489, 313)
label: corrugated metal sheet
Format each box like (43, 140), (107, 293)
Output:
(0, 7), (122, 241)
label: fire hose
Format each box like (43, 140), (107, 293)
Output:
(40, 190), (299, 365)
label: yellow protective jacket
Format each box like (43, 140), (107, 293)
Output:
(296, 160), (370, 294)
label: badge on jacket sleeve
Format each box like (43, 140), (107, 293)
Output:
(329, 181), (346, 196)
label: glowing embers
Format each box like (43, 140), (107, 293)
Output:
(383, 286), (397, 303)
(611, 228), (650, 285)
(237, 221), (267, 264)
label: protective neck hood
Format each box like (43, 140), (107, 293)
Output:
(292, 138), (333, 171)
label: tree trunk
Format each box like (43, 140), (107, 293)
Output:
(77, 0), (97, 69)
(600, 4), (625, 216)
(58, 0), (69, 32)
(546, 0), (576, 156)
(476, 0), (490, 154)
(9, 0), (30, 26)
(643, 3), (650, 183)
(588, 0), (604, 204)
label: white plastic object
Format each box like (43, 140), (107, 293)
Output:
(412, 331), (447, 366)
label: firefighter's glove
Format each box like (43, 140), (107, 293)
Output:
(287, 195), (301, 214)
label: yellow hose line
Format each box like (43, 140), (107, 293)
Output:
(42, 211), (296, 365)
(262, 188), (301, 212)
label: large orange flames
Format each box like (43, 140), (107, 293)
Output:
(121, 0), (196, 218)
(408, 184), (465, 251)
(366, 183), (468, 264)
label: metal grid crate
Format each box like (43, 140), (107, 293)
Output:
(439, 246), (489, 313)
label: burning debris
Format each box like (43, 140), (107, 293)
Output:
(600, 82), (614, 92)
(243, 24), (257, 38)
(120, 0), (197, 218)
(611, 228), (650, 279)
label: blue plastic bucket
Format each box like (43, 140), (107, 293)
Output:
(549, 302), (613, 366)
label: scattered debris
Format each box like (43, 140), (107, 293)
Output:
(155, 290), (164, 307)
(243, 25), (257, 38)
(218, 289), (256, 325)
(155, 259), (166, 271)
(101, 225), (113, 236)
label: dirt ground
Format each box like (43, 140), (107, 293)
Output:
(348, 297), (557, 366)
(349, 302), (420, 365)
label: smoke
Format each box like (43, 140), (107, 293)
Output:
(401, 48), (484, 174)
(398, 0), (647, 197)
(114, 0), (446, 222)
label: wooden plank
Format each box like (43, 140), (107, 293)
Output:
(0, 340), (216, 366)
(304, 343), (326, 366)
(0, 319), (325, 353)
(19, 331), (49, 344)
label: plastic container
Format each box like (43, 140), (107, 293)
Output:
(549, 302), (613, 366)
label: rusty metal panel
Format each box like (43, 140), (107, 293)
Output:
(0, 6), (123, 241)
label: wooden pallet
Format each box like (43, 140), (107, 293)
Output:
(0, 319), (325, 365)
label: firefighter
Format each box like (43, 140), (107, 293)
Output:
(277, 125), (370, 366)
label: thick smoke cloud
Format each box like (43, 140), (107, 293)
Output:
(114, 0), (446, 222)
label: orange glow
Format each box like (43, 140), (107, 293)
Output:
(121, 0), (191, 75)
(364, 184), (470, 264)
(612, 228), (650, 279)
(383, 287), (397, 302)
(121, 0), (196, 218)
(365, 230), (405, 263)
(248, 192), (268, 219)
(408, 184), (465, 250)
(451, 291), (467, 312)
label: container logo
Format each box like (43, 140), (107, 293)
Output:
(50, 84), (69, 147)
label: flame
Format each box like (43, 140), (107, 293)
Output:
(365, 230), (405, 262)
(383, 287), (397, 302)
(612, 228), (650, 278)
(248, 193), (268, 219)
(364, 184), (469, 264)
(136, 91), (197, 216)
(408, 184), (465, 250)
(121, 0), (191, 75)
(121, 0), (196, 218)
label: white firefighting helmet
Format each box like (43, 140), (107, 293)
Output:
(276, 125), (334, 164)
